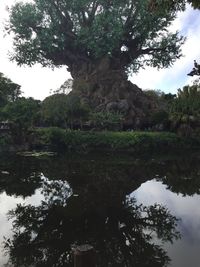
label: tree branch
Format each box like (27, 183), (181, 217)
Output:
(79, 1), (99, 27)
(89, 1), (99, 20)
(82, 10), (87, 25)
(125, 1), (135, 27)
(49, 0), (74, 31)
(139, 46), (174, 55)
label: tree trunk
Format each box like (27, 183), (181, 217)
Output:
(70, 56), (156, 128)
(73, 245), (95, 267)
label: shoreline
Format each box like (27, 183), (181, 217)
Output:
(30, 128), (200, 153)
(1, 127), (200, 154)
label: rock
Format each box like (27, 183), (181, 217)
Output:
(118, 99), (129, 112)
(106, 102), (119, 112)
(73, 76), (158, 128)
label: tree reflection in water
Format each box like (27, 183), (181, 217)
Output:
(0, 155), (42, 197)
(157, 156), (200, 196)
(4, 175), (180, 267)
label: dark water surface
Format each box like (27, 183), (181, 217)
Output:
(0, 152), (200, 267)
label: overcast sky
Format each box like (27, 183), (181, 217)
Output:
(0, 1), (200, 100)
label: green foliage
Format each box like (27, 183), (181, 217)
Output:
(41, 94), (69, 127)
(144, 89), (176, 108)
(2, 97), (41, 129)
(37, 127), (68, 150)
(34, 128), (191, 153)
(187, 60), (200, 77)
(150, 110), (169, 126)
(90, 111), (122, 130)
(65, 94), (90, 128)
(51, 79), (73, 95)
(7, 0), (185, 72)
(144, 89), (163, 98)
(171, 85), (200, 117)
(169, 84), (200, 135)
(144, 89), (175, 129)
(187, 0), (200, 9)
(41, 93), (90, 128)
(0, 73), (21, 108)
(0, 135), (13, 147)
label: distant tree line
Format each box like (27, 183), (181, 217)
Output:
(0, 73), (200, 140)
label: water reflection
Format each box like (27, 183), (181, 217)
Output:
(157, 156), (200, 196)
(0, 155), (41, 197)
(4, 179), (179, 267)
(0, 152), (200, 267)
(133, 180), (200, 267)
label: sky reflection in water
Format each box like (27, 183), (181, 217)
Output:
(133, 180), (200, 267)
(0, 189), (44, 266)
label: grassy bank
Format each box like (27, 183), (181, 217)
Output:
(31, 127), (200, 153)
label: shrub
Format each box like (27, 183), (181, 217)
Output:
(41, 94), (90, 129)
(149, 110), (169, 130)
(89, 111), (122, 131)
(33, 128), (198, 153)
(0, 134), (13, 147)
(169, 84), (200, 136)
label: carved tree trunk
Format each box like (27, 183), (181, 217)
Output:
(69, 56), (155, 128)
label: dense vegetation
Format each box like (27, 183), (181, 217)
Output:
(0, 70), (200, 152)
(0, 73), (22, 108)
(170, 84), (200, 136)
(33, 127), (200, 153)
(8, 0), (185, 70)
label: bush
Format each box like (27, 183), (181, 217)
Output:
(34, 127), (67, 150)
(89, 111), (122, 131)
(33, 128), (198, 153)
(0, 134), (13, 147)
(148, 110), (169, 130)
(41, 93), (90, 129)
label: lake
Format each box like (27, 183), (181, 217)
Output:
(0, 152), (200, 267)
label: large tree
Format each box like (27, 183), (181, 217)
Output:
(7, 0), (187, 126)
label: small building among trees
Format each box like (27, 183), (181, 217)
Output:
(0, 121), (11, 133)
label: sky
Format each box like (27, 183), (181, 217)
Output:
(0, 1), (200, 100)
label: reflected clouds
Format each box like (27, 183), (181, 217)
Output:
(134, 180), (200, 267)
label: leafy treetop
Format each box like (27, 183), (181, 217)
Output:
(2, 97), (41, 128)
(0, 73), (21, 107)
(187, 60), (200, 76)
(7, 0), (186, 73)
(187, 0), (200, 9)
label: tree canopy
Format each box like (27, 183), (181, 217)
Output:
(187, 60), (200, 76)
(0, 72), (21, 107)
(41, 94), (69, 127)
(187, 0), (200, 9)
(7, 0), (186, 74)
(41, 93), (89, 128)
(3, 97), (41, 128)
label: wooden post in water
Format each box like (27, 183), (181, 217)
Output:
(73, 244), (95, 267)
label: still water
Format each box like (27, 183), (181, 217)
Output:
(0, 152), (200, 267)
